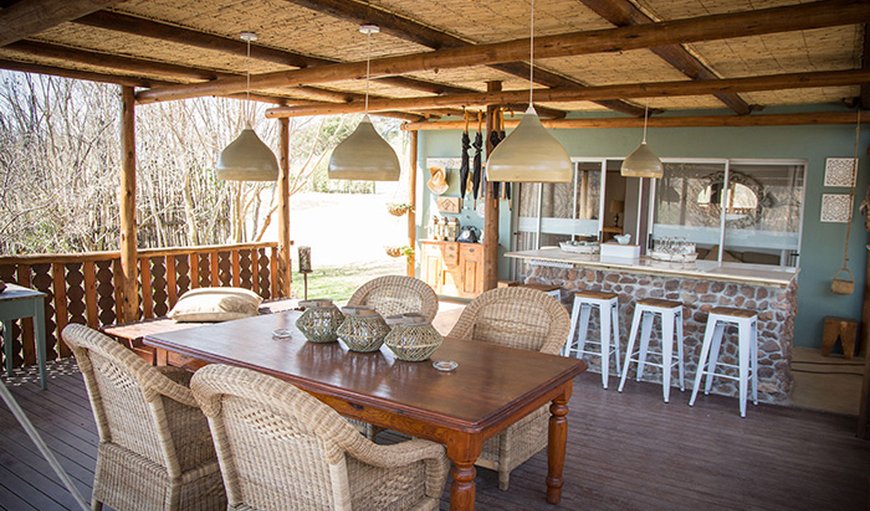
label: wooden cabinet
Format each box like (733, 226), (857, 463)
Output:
(420, 240), (484, 298)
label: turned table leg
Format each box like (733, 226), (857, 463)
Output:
(447, 432), (482, 511)
(547, 385), (572, 504)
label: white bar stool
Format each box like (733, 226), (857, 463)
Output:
(564, 290), (621, 389)
(618, 298), (685, 403)
(522, 283), (561, 301)
(689, 307), (758, 418)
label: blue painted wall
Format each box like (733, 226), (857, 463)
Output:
(414, 105), (870, 348)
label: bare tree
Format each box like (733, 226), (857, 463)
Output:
(0, 72), (366, 255)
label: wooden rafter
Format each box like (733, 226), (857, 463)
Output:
(0, 58), (294, 104)
(264, 69), (870, 118)
(73, 10), (475, 97)
(578, 0), (752, 115)
(1, 37), (460, 118)
(0, 58), (430, 121)
(0, 0), (123, 47)
(401, 111), (870, 131)
(282, 0), (642, 116)
(135, 0), (870, 104)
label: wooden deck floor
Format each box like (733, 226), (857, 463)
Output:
(1, 361), (868, 511)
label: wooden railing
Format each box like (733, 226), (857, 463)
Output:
(0, 242), (282, 370)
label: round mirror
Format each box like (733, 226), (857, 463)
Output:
(696, 171), (764, 228)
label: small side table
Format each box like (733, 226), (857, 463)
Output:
(0, 284), (47, 389)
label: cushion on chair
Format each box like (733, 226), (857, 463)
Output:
(168, 287), (263, 322)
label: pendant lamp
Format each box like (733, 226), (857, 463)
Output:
(328, 25), (400, 181)
(216, 32), (279, 181)
(486, 0), (571, 183)
(621, 105), (663, 179)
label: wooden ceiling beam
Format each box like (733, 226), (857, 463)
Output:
(6, 40), (224, 81)
(0, 50), (436, 119)
(1, 39), (355, 104)
(0, 58), (294, 104)
(578, 0), (752, 115)
(264, 68), (870, 118)
(282, 0), (641, 115)
(73, 10), (473, 97)
(136, 0), (870, 105)
(0, 0), (123, 47)
(401, 111), (870, 131)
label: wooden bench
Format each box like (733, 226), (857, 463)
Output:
(101, 298), (298, 368)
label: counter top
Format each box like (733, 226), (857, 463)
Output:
(506, 248), (798, 287)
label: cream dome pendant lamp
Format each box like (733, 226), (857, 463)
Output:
(486, 0), (571, 183)
(216, 31), (279, 181)
(328, 24), (400, 181)
(620, 104), (664, 179)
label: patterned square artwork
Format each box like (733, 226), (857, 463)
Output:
(824, 158), (857, 187)
(820, 193), (853, 223)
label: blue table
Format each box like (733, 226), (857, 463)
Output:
(1, 283), (47, 389)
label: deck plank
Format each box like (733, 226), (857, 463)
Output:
(0, 368), (868, 510)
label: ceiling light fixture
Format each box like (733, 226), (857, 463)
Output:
(621, 104), (664, 179)
(328, 24), (400, 181)
(485, 0), (572, 183)
(215, 31), (279, 181)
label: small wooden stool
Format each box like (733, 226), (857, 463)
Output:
(821, 316), (858, 360)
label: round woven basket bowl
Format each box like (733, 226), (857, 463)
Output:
(337, 306), (390, 352)
(296, 299), (344, 343)
(384, 313), (443, 362)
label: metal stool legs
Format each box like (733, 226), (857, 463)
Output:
(690, 309), (758, 417)
(565, 293), (621, 389)
(618, 300), (685, 403)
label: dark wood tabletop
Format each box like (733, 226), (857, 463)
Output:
(144, 310), (585, 433)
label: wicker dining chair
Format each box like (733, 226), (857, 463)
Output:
(190, 364), (450, 511)
(347, 275), (439, 322)
(448, 286), (570, 491)
(62, 324), (226, 511)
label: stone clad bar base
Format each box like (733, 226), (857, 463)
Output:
(525, 264), (797, 404)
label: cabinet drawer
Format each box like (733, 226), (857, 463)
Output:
(459, 243), (483, 261)
(441, 242), (459, 266)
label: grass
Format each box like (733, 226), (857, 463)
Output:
(291, 258), (405, 303)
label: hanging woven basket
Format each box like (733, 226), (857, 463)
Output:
(387, 203), (412, 217)
(831, 267), (855, 295)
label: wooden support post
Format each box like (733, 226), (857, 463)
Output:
(483, 81), (502, 291)
(407, 129), (418, 277)
(278, 117), (292, 298)
(119, 86), (138, 322)
(859, 237), (870, 438)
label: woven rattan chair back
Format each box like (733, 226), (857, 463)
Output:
(448, 287), (570, 355)
(192, 364), (366, 510)
(347, 275), (439, 322)
(63, 324), (201, 477)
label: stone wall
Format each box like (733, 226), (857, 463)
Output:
(525, 263), (797, 403)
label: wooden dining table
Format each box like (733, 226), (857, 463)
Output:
(144, 311), (586, 511)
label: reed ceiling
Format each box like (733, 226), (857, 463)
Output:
(0, 0), (866, 120)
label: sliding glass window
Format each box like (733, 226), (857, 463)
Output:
(515, 160), (604, 250)
(651, 159), (805, 266)
(515, 157), (806, 268)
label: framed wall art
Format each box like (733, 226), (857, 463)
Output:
(820, 193), (853, 223)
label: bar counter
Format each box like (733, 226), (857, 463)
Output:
(506, 248), (799, 403)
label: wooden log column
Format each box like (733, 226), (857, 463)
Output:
(407, 129), (418, 277)
(277, 117), (292, 298)
(119, 85), (138, 322)
(483, 81), (502, 291)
